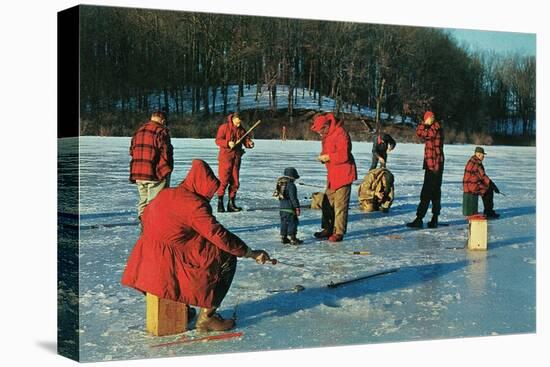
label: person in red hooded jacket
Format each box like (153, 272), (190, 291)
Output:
(121, 159), (271, 332)
(310, 113), (358, 242)
(406, 110), (445, 228)
(215, 113), (255, 213)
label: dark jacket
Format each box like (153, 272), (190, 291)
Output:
(277, 177), (300, 211)
(372, 134), (396, 161)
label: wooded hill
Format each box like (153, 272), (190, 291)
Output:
(79, 5), (536, 142)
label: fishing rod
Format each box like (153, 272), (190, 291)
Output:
(231, 119), (262, 149)
(327, 268), (398, 289)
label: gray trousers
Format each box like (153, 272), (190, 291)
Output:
(136, 176), (170, 218)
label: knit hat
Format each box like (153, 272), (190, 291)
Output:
(423, 111), (434, 121)
(283, 167), (300, 179)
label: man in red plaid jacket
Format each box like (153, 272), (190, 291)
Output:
(463, 146), (500, 218)
(129, 111), (174, 220)
(407, 111), (445, 228)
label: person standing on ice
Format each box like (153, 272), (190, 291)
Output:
(370, 133), (396, 170)
(406, 110), (445, 229)
(462, 146), (501, 219)
(129, 110), (173, 221)
(311, 112), (357, 242)
(122, 159), (271, 332)
(215, 113), (254, 213)
(274, 167), (303, 245)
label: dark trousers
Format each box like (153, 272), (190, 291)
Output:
(280, 211), (298, 237)
(212, 253), (237, 308)
(482, 187), (495, 213)
(416, 168), (443, 219)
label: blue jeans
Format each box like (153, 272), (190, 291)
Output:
(280, 211), (298, 237)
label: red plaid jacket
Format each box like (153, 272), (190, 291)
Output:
(416, 121), (444, 172)
(463, 155), (491, 195)
(129, 121), (173, 183)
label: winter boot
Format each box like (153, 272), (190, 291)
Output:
(187, 305), (197, 321)
(328, 233), (344, 242)
(227, 197), (242, 212)
(484, 210), (500, 219)
(281, 236), (291, 244)
(290, 234), (303, 245)
(195, 308), (235, 332)
(217, 196), (225, 213)
(427, 215), (438, 228)
(406, 217), (423, 228)
(314, 228), (332, 239)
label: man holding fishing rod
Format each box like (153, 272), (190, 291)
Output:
(215, 113), (258, 213)
(122, 160), (271, 332)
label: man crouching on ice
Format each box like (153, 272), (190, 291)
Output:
(121, 159), (271, 332)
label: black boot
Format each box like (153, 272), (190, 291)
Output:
(484, 210), (500, 219)
(281, 236), (290, 244)
(227, 197), (242, 212)
(427, 215), (438, 228)
(217, 196), (225, 213)
(290, 234), (303, 245)
(406, 217), (423, 228)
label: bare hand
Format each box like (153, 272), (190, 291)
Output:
(228, 141), (235, 149)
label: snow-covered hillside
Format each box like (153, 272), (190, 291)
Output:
(58, 137), (536, 362)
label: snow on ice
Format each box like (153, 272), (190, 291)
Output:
(59, 137), (535, 362)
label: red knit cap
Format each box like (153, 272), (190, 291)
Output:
(424, 111), (434, 121)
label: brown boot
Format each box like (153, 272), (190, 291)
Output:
(195, 308), (235, 332)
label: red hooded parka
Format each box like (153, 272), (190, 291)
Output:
(121, 159), (249, 308)
(311, 113), (357, 190)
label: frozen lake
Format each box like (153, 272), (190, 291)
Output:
(58, 137), (536, 362)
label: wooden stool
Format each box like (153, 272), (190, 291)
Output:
(467, 214), (488, 251)
(146, 293), (188, 336)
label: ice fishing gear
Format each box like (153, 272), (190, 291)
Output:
(327, 268), (398, 288)
(267, 258), (305, 268)
(267, 284), (305, 293)
(360, 119), (377, 134)
(297, 182), (325, 189)
(150, 332), (244, 348)
(349, 251), (370, 255)
(231, 119), (262, 149)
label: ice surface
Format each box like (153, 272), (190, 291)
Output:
(59, 137), (535, 362)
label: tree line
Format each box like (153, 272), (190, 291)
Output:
(79, 5), (535, 138)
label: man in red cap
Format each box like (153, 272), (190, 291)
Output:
(310, 112), (357, 242)
(406, 110), (445, 228)
(215, 113), (255, 212)
(129, 110), (173, 221)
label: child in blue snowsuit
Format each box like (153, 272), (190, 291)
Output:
(274, 167), (303, 245)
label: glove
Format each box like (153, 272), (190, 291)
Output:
(317, 154), (330, 163)
(492, 182), (500, 194)
(295, 208), (301, 217)
(245, 248), (271, 264)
